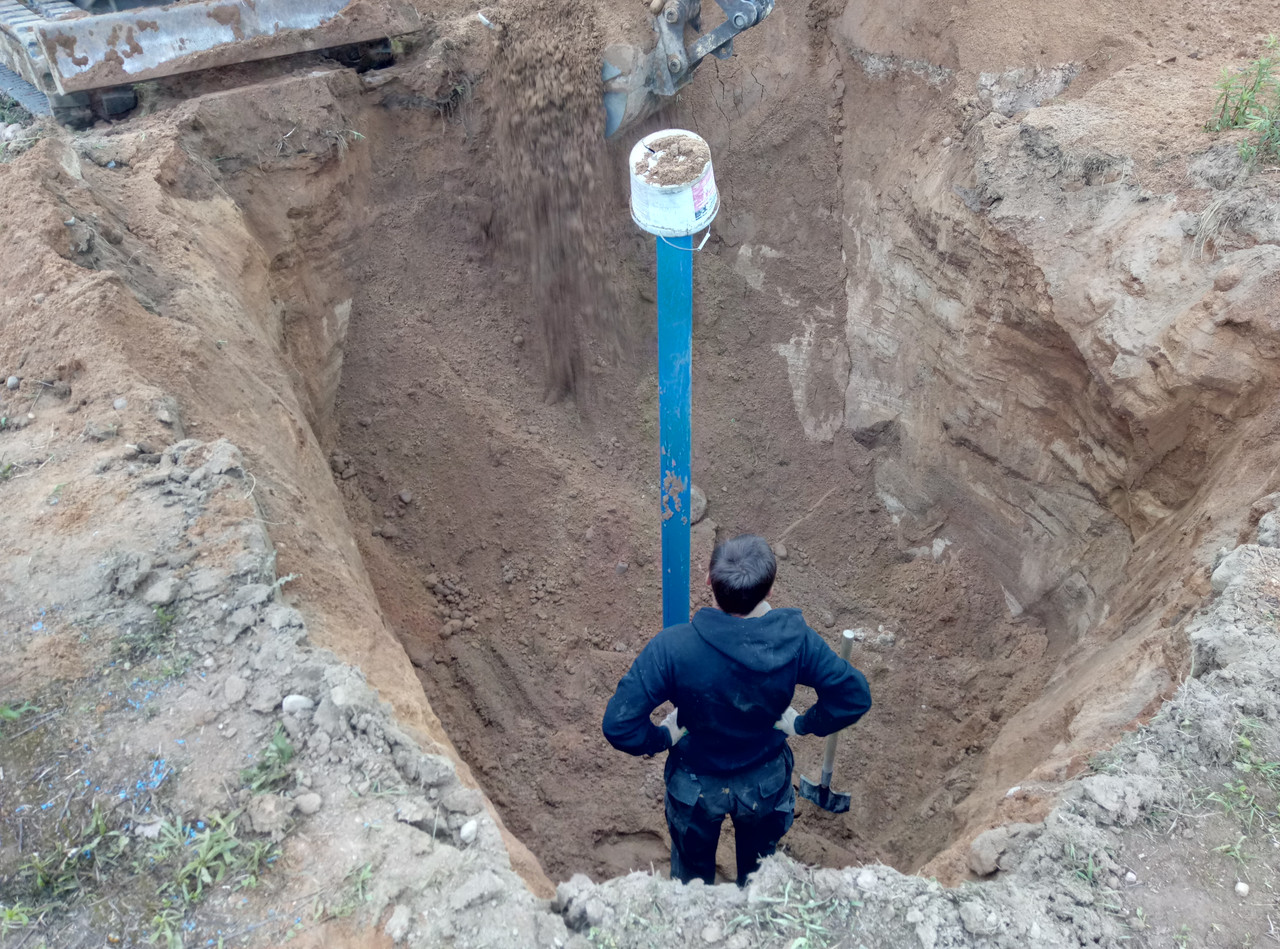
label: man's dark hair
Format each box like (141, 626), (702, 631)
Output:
(709, 534), (777, 615)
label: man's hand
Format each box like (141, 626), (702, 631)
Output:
(661, 708), (687, 746)
(773, 706), (800, 737)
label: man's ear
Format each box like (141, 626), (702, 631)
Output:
(706, 572), (712, 587)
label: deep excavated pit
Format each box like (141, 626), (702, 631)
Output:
(50, 0), (1273, 892)
(306, 13), (1233, 885)
(5, 0), (1280, 941)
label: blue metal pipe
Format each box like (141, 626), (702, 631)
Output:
(656, 233), (694, 628)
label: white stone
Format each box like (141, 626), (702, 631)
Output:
(295, 792), (323, 815)
(855, 867), (878, 890)
(459, 818), (478, 844)
(1236, 881), (1249, 897)
(281, 694), (315, 714)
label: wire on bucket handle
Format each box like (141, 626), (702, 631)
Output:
(658, 228), (713, 253)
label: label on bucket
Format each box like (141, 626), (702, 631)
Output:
(691, 166), (716, 222)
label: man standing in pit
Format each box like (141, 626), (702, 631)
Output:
(602, 533), (872, 886)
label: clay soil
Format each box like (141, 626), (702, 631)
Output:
(2, 0), (1280, 943)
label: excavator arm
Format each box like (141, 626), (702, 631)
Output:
(602, 0), (773, 137)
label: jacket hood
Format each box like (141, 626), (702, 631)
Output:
(689, 606), (808, 673)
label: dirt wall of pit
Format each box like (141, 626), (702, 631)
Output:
(0, 69), (553, 894)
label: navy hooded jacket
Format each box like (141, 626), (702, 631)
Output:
(602, 606), (872, 775)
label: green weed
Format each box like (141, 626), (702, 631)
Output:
(0, 700), (39, 723)
(1067, 844), (1102, 886)
(0, 91), (31, 126)
(240, 723), (296, 793)
(148, 904), (185, 949)
(19, 804), (132, 901)
(154, 811), (273, 904)
(0, 901), (41, 934)
(1213, 835), (1250, 869)
(1206, 35), (1280, 167)
(111, 604), (190, 678)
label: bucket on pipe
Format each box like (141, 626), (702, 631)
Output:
(629, 129), (719, 238)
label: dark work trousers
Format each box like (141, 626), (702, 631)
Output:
(664, 745), (796, 886)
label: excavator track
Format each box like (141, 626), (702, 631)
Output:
(0, 0), (79, 118)
(0, 62), (49, 115)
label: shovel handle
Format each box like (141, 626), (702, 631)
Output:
(818, 629), (856, 787)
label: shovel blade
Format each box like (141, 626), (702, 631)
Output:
(798, 775), (850, 814)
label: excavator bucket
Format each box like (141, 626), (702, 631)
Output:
(35, 0), (421, 94)
(602, 0), (773, 138)
(602, 42), (674, 140)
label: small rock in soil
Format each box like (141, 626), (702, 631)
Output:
(701, 921), (724, 944)
(459, 818), (478, 845)
(958, 901), (990, 935)
(772, 543), (788, 560)
(224, 675), (248, 704)
(384, 904), (412, 942)
(615, 561), (628, 575)
(246, 793), (295, 839)
(1236, 881), (1250, 897)
(142, 576), (178, 606)
(968, 827), (1010, 876)
(282, 694), (316, 715)
(1258, 510), (1280, 547)
(113, 397), (128, 410)
(398, 489), (414, 504)
(5, 375), (19, 390)
(295, 792), (323, 815)
(690, 484), (707, 524)
(1125, 870), (1137, 884)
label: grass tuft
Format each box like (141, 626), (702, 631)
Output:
(1206, 35), (1280, 167)
(240, 723), (297, 793)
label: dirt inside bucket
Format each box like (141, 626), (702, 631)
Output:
(634, 132), (712, 186)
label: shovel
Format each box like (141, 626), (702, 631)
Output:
(798, 629), (856, 813)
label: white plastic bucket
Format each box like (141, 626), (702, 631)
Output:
(629, 129), (719, 238)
